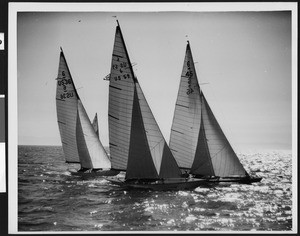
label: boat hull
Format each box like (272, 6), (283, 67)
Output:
(70, 169), (120, 177)
(194, 176), (262, 184)
(106, 177), (211, 191)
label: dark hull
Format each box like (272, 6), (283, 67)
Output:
(70, 169), (120, 177)
(106, 177), (211, 191)
(195, 176), (262, 184)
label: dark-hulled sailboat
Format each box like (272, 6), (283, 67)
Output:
(105, 21), (208, 190)
(56, 48), (118, 176)
(169, 41), (261, 184)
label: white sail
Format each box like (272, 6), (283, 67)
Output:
(92, 113), (99, 138)
(201, 94), (246, 177)
(56, 49), (111, 170)
(76, 100), (111, 169)
(108, 23), (135, 170)
(56, 50), (80, 163)
(169, 42), (202, 169)
(170, 41), (246, 177)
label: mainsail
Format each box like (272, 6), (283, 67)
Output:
(108, 22), (136, 171)
(56, 49), (80, 163)
(108, 21), (182, 179)
(92, 113), (99, 138)
(56, 48), (111, 170)
(169, 41), (247, 177)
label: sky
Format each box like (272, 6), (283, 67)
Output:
(16, 4), (294, 151)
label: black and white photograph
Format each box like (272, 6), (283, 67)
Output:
(6, 2), (297, 233)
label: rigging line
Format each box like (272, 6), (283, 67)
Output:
(148, 138), (164, 152)
(209, 145), (227, 160)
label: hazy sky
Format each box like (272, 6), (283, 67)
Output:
(16, 5), (293, 151)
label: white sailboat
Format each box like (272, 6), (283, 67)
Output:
(56, 48), (117, 176)
(169, 41), (261, 184)
(105, 21), (208, 190)
(92, 113), (99, 139)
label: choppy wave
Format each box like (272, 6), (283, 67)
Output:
(18, 145), (293, 232)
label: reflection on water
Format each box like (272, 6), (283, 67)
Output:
(18, 146), (293, 231)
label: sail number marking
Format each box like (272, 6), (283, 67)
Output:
(186, 61), (194, 95)
(58, 70), (74, 99)
(60, 92), (74, 100)
(57, 78), (72, 87)
(57, 71), (73, 91)
(112, 74), (131, 81)
(112, 62), (131, 81)
(112, 62), (128, 70)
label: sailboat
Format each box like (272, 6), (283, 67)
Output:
(169, 41), (262, 184)
(105, 21), (209, 190)
(56, 47), (118, 176)
(92, 113), (99, 139)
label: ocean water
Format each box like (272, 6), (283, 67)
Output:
(18, 145), (293, 232)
